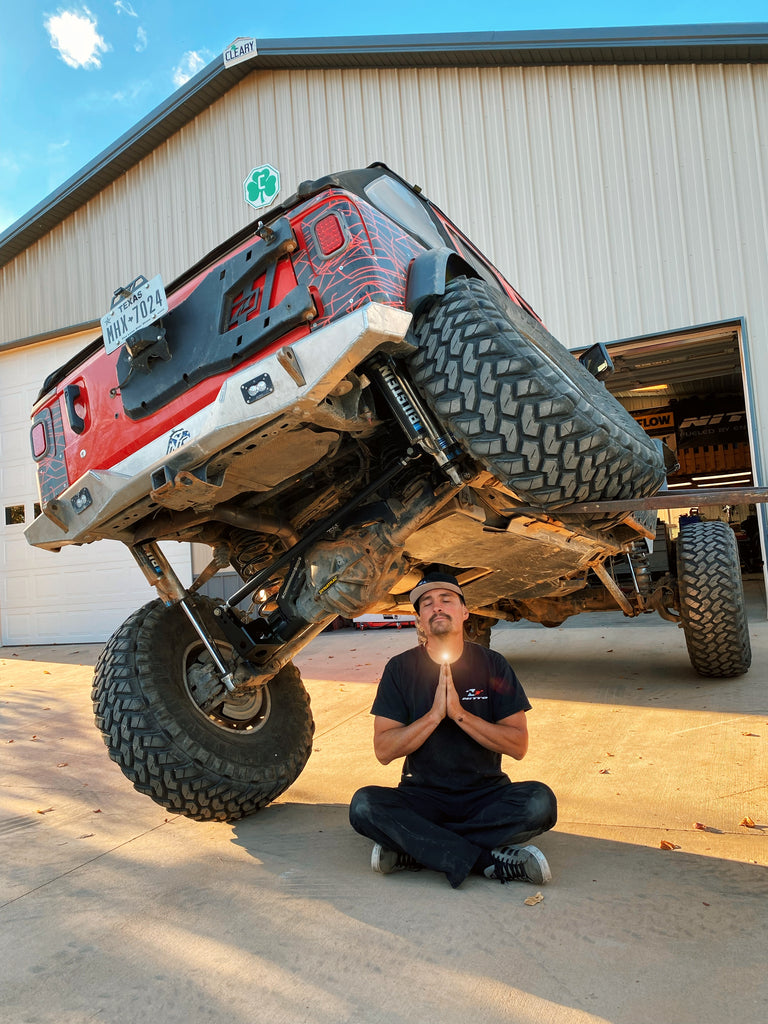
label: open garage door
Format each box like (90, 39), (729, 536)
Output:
(0, 333), (192, 646)
(601, 318), (766, 597)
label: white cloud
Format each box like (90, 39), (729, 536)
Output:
(172, 50), (208, 88)
(0, 153), (22, 175)
(76, 79), (151, 109)
(45, 7), (110, 69)
(47, 139), (71, 156)
(113, 1), (146, 51)
(107, 81), (150, 103)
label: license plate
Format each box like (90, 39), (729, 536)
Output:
(101, 274), (169, 354)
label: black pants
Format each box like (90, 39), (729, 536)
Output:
(349, 779), (557, 888)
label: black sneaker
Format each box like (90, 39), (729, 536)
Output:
(485, 844), (551, 884)
(371, 843), (420, 874)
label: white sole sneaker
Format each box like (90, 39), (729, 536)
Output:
(520, 845), (552, 884)
(490, 844), (552, 884)
(371, 843), (419, 874)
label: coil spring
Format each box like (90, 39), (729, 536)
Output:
(229, 529), (277, 579)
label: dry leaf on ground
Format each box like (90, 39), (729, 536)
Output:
(660, 840), (680, 850)
(524, 891), (544, 905)
(739, 816), (756, 828)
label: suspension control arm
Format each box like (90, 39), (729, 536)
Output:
(223, 446), (420, 610)
(130, 541), (236, 691)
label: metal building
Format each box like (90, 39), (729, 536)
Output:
(2, 24), (767, 644)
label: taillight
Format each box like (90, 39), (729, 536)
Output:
(31, 414), (51, 460)
(314, 214), (345, 256)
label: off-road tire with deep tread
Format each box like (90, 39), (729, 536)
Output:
(676, 521), (752, 678)
(92, 597), (314, 821)
(409, 277), (665, 523)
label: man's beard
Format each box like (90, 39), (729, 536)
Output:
(428, 614), (453, 635)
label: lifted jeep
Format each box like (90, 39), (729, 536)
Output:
(26, 163), (757, 821)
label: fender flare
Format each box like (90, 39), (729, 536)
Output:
(405, 247), (479, 316)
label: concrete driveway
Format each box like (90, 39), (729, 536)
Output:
(2, 585), (767, 1024)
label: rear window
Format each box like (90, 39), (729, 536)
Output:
(364, 176), (445, 250)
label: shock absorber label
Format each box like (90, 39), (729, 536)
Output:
(375, 362), (424, 439)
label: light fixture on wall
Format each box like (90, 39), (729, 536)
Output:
(691, 471), (753, 487)
(628, 383), (669, 394)
(665, 471), (753, 490)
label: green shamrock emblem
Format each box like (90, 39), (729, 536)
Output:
(244, 165), (280, 209)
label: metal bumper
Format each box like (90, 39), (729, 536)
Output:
(25, 303), (413, 550)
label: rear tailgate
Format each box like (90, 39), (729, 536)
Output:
(30, 223), (311, 505)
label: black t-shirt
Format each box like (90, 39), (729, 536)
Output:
(371, 643), (532, 791)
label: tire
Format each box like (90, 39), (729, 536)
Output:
(92, 598), (314, 821)
(409, 277), (665, 522)
(676, 521), (752, 678)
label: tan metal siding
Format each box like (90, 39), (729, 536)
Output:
(2, 63), (768, 459)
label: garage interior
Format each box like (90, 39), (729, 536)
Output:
(604, 320), (763, 576)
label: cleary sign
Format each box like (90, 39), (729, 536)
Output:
(223, 37), (258, 68)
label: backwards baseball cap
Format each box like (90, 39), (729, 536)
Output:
(409, 572), (465, 611)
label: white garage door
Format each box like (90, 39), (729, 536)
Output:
(1, 333), (192, 646)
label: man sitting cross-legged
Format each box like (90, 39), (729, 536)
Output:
(349, 571), (557, 889)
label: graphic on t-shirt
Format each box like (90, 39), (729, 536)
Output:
(463, 688), (487, 700)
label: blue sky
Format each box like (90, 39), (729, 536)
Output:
(0, 2), (765, 235)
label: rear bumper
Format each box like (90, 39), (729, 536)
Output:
(25, 303), (413, 550)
